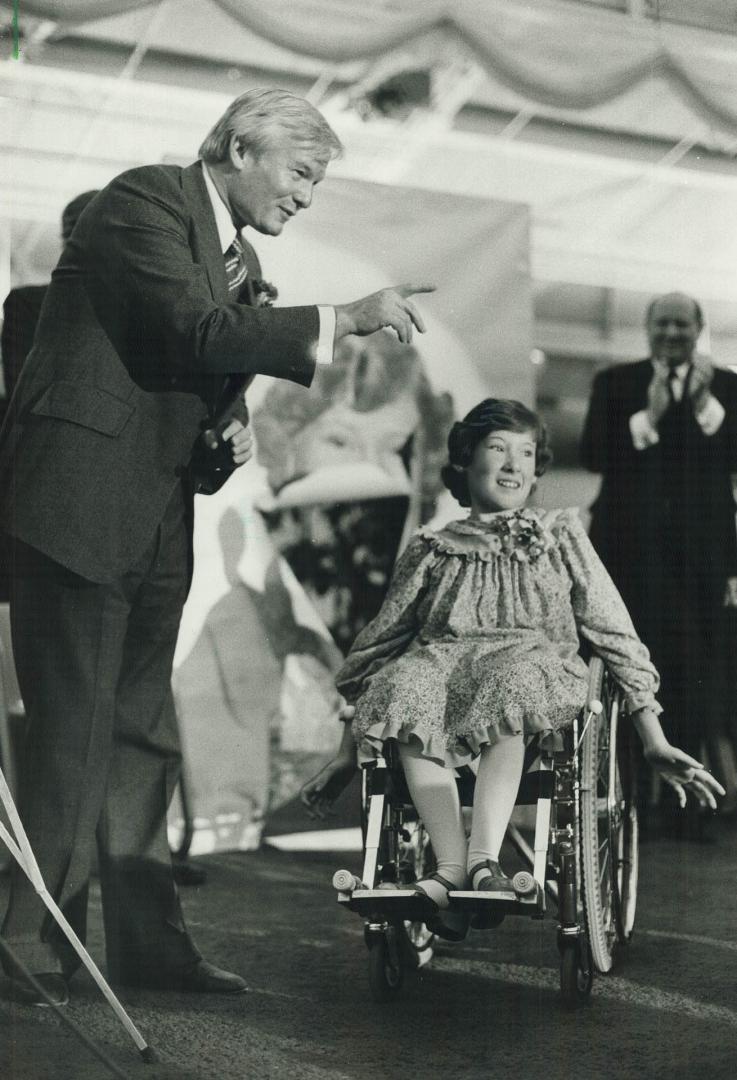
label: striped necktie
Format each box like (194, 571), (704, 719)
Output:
(224, 236), (248, 296)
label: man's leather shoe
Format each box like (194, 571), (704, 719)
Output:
(119, 960), (249, 994)
(175, 960), (248, 994)
(6, 972), (69, 1007)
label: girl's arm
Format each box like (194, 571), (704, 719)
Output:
(300, 708), (358, 819)
(560, 509), (662, 716)
(560, 512), (724, 807)
(302, 534), (436, 818)
(335, 533), (434, 704)
(632, 707), (724, 808)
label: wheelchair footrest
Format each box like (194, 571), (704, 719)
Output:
(449, 888), (544, 912)
(337, 889), (435, 921)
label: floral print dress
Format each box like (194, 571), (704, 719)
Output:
(335, 507), (660, 767)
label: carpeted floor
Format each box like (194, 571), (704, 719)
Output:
(1, 824), (737, 1080)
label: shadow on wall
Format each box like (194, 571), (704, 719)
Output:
(172, 506), (344, 854)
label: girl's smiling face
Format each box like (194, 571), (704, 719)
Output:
(465, 427), (537, 514)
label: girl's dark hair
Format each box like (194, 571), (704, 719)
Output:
(440, 398), (552, 508)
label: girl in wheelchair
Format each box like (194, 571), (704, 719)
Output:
(302, 398), (723, 929)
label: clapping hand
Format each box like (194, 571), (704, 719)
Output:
(723, 576), (737, 608)
(645, 365), (672, 427)
(687, 355), (714, 417)
(643, 743), (725, 809)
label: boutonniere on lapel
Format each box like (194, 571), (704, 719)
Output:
(484, 509), (551, 563)
(253, 280), (278, 307)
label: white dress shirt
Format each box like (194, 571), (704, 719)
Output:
(201, 163), (335, 365)
(629, 359), (725, 450)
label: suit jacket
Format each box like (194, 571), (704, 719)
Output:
(580, 358), (737, 593)
(0, 162), (320, 584)
(1, 283), (48, 402)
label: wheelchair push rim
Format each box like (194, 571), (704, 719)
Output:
(580, 659), (639, 974)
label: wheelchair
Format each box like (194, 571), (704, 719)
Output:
(331, 656), (639, 1008)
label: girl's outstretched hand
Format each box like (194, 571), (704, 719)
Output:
(643, 743), (725, 809)
(300, 757), (358, 819)
(300, 705), (358, 819)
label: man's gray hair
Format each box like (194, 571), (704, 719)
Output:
(199, 88), (343, 164)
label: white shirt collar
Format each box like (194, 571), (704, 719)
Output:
(201, 162), (237, 254)
(652, 358), (690, 382)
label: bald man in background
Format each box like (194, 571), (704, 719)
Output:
(580, 293), (737, 838)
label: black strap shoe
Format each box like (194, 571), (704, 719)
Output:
(468, 859), (516, 895)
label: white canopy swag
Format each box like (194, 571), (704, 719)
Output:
(11, 0), (737, 135)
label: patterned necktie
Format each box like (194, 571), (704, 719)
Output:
(210, 235), (252, 433)
(224, 236), (248, 296)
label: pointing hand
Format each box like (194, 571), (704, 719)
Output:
(335, 284), (436, 345)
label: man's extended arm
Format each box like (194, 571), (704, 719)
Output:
(85, 169), (434, 388)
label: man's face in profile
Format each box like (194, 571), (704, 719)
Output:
(647, 295), (702, 368)
(226, 128), (329, 235)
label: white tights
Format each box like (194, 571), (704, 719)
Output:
(398, 735), (525, 901)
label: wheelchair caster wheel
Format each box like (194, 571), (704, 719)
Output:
(368, 934), (404, 1003)
(559, 939), (593, 1009)
(333, 869), (362, 893)
(512, 871), (536, 896)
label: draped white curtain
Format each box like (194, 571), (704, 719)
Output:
(11, 0), (737, 133)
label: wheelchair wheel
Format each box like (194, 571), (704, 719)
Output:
(580, 660), (639, 973)
(559, 938), (593, 1010)
(613, 730), (639, 944)
(368, 932), (404, 1003)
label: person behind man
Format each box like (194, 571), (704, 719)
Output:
(1, 191), (99, 408)
(0, 87), (434, 1006)
(0, 192), (99, 604)
(580, 292), (737, 836)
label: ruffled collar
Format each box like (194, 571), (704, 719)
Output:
(423, 508), (553, 563)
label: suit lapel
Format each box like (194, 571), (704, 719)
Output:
(181, 163), (258, 416)
(182, 162), (229, 303)
(630, 359), (655, 408)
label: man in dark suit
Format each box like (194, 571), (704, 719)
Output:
(0, 87), (434, 1006)
(580, 292), (737, 833)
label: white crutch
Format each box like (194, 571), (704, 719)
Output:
(0, 763), (155, 1064)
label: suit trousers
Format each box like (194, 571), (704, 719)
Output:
(1, 484), (201, 981)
